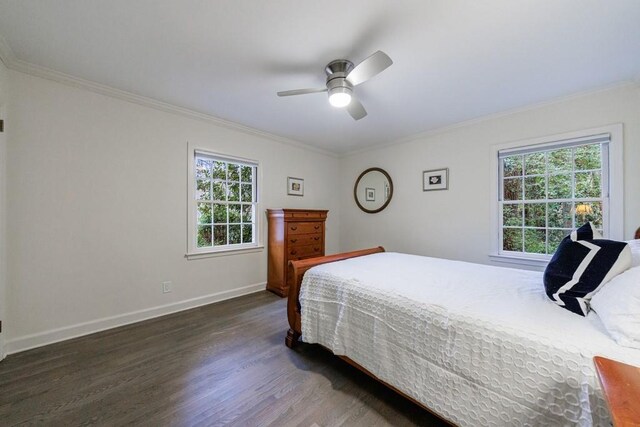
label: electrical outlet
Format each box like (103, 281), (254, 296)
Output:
(162, 281), (172, 293)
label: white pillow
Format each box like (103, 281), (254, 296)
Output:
(626, 239), (640, 267)
(591, 266), (640, 348)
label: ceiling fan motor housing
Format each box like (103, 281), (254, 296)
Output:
(325, 59), (354, 101)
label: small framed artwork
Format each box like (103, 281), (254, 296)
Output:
(287, 177), (304, 196)
(365, 187), (375, 201)
(423, 168), (449, 191)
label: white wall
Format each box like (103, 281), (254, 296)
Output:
(339, 83), (640, 265)
(0, 59), (8, 359)
(5, 69), (640, 356)
(5, 71), (341, 353)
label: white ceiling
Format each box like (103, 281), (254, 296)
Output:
(1, 1), (639, 154)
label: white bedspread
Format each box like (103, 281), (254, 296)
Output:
(299, 252), (640, 427)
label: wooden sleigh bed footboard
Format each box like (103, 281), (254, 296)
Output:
(284, 245), (453, 425)
(285, 246), (385, 348)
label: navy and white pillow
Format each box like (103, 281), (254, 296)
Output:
(544, 223), (631, 316)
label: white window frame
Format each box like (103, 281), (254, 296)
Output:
(489, 124), (623, 269)
(186, 143), (263, 259)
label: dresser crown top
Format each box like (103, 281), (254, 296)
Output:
(267, 209), (328, 220)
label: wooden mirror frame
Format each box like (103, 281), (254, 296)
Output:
(353, 167), (394, 214)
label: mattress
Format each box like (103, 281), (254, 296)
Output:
(299, 252), (640, 426)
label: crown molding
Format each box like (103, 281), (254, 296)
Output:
(0, 34), (16, 67)
(0, 43), (338, 158)
(3, 32), (637, 160)
(343, 79), (639, 158)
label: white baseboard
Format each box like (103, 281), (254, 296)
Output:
(5, 282), (266, 355)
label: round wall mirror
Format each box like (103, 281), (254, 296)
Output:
(354, 167), (393, 214)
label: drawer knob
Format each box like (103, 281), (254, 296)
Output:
(291, 226), (297, 230)
(314, 247), (319, 251)
(291, 238), (297, 243)
(314, 237), (319, 241)
(314, 225), (320, 229)
(290, 250), (297, 255)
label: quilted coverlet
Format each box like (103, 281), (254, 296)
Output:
(299, 252), (640, 426)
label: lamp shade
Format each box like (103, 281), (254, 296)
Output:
(575, 204), (593, 216)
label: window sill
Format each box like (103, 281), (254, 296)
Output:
(488, 253), (550, 269)
(186, 245), (264, 260)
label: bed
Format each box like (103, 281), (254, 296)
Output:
(285, 247), (640, 427)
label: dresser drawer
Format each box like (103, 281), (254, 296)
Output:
(287, 222), (323, 235)
(284, 210), (327, 220)
(287, 244), (323, 259)
(288, 233), (323, 246)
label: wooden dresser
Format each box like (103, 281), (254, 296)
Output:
(266, 209), (328, 297)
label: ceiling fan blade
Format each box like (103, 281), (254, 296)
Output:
(346, 50), (393, 86)
(346, 97), (367, 120)
(277, 88), (327, 97)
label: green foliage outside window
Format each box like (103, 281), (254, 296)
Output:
(501, 143), (603, 255)
(195, 156), (256, 248)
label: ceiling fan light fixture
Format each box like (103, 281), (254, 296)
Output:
(328, 87), (352, 108)
(277, 51), (392, 120)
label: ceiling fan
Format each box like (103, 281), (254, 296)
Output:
(277, 51), (393, 120)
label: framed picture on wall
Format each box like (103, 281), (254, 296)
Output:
(423, 168), (449, 191)
(365, 187), (375, 201)
(287, 177), (304, 196)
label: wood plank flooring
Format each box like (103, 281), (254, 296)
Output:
(0, 291), (447, 426)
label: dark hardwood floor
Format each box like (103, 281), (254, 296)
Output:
(0, 291), (447, 426)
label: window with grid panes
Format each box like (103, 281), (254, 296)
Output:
(194, 152), (258, 251)
(498, 134), (609, 256)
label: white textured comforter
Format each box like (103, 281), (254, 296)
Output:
(299, 252), (640, 427)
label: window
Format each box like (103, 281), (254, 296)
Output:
(498, 132), (616, 259)
(188, 148), (260, 256)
